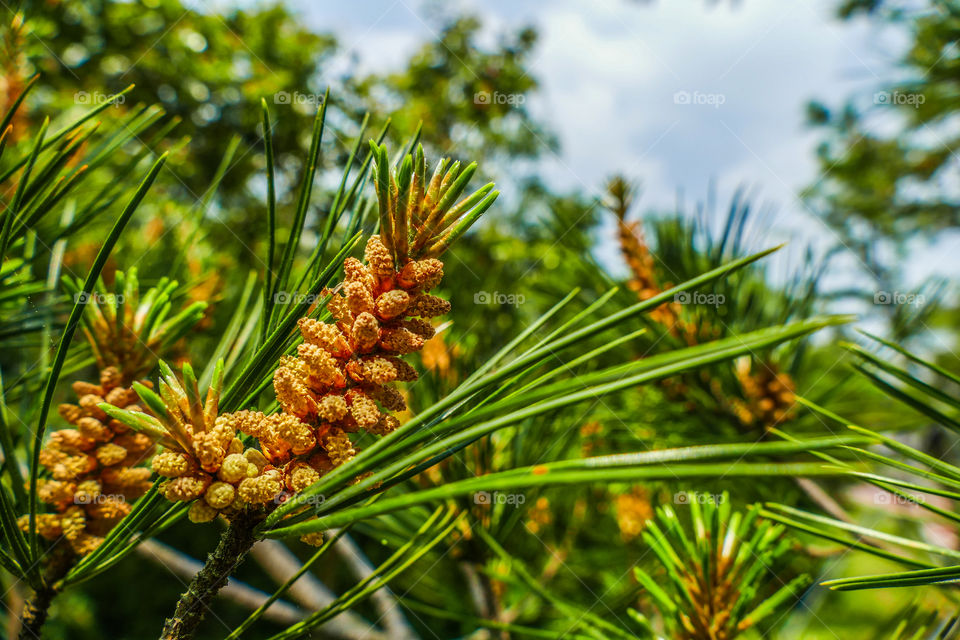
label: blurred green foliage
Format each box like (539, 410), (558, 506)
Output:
(805, 0), (960, 324)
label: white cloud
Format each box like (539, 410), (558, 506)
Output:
(285, 0), (947, 283)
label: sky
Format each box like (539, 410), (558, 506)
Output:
(229, 0), (957, 294)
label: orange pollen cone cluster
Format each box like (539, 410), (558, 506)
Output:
(22, 367), (154, 555)
(221, 235), (450, 543)
(731, 359), (797, 429)
(107, 363), (291, 525)
(115, 145), (493, 547)
(134, 235), (449, 544)
(154, 429), (283, 525)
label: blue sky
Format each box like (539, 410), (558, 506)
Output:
(227, 0), (957, 294)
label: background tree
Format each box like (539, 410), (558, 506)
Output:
(804, 0), (958, 339)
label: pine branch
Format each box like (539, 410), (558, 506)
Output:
(160, 509), (265, 640)
(18, 584), (57, 640)
(17, 544), (72, 640)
